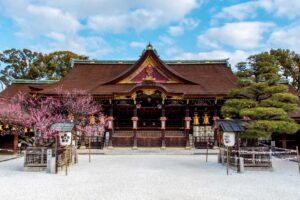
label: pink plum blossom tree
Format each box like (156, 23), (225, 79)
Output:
(0, 88), (105, 147)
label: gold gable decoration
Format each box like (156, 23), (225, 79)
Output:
(118, 56), (181, 84)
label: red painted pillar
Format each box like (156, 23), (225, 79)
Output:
(132, 116), (138, 149)
(160, 116), (167, 149)
(107, 116), (114, 148)
(184, 117), (192, 149)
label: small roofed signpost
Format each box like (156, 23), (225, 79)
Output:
(223, 132), (235, 176)
(51, 122), (74, 176)
(216, 119), (247, 174)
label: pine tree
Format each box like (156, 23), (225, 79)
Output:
(222, 52), (299, 138)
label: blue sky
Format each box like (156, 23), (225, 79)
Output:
(0, 0), (300, 67)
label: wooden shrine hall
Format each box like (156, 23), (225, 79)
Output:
(0, 44), (237, 149)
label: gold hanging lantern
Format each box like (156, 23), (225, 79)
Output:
(5, 124), (9, 129)
(0, 124), (3, 131)
(90, 115), (96, 125)
(193, 113), (199, 125)
(29, 128), (33, 132)
(203, 114), (210, 125)
(11, 126), (16, 131)
(24, 127), (28, 133)
(68, 113), (74, 122)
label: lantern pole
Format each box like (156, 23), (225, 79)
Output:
(89, 137), (91, 163)
(296, 146), (300, 174)
(237, 132), (241, 173)
(226, 145), (229, 176)
(65, 144), (68, 176)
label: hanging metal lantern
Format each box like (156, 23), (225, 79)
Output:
(24, 127), (28, 133)
(68, 113), (74, 122)
(11, 126), (16, 131)
(99, 114), (105, 125)
(193, 113), (199, 125)
(90, 115), (96, 125)
(203, 114), (209, 125)
(5, 124), (9, 129)
(0, 124), (3, 131)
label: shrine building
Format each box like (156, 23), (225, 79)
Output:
(0, 44), (238, 150)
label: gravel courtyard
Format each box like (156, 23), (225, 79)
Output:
(0, 155), (299, 200)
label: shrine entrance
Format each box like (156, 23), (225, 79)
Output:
(111, 89), (188, 147)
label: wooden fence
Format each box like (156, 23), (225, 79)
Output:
(24, 145), (75, 172)
(194, 136), (215, 149)
(219, 147), (272, 170)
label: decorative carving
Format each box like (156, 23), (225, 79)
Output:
(118, 55), (181, 84)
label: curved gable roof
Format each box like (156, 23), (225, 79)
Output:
(103, 47), (198, 85)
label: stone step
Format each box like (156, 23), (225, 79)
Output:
(77, 147), (220, 155)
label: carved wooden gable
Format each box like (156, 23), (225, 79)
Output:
(118, 56), (181, 84)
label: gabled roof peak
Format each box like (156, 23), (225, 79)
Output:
(141, 42), (158, 57)
(146, 42), (153, 50)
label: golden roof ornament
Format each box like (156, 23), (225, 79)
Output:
(146, 42), (153, 50)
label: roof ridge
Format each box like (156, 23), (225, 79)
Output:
(72, 59), (229, 65)
(11, 79), (58, 84)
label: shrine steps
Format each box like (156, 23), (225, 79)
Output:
(112, 130), (186, 147)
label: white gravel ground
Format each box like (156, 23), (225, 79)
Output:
(0, 155), (299, 200)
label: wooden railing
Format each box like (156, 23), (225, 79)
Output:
(219, 147), (272, 169)
(82, 136), (104, 149)
(194, 136), (215, 149)
(24, 146), (75, 171)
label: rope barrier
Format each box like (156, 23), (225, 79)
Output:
(225, 156), (297, 162)
(258, 142), (297, 151)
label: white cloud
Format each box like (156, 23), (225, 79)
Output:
(214, 1), (258, 21)
(168, 18), (199, 36)
(1, 3), (80, 38)
(130, 41), (146, 48)
(42, 0), (200, 32)
(177, 50), (253, 67)
(45, 32), (66, 42)
(168, 26), (184, 36)
(0, 0), (201, 58)
(33, 35), (112, 58)
(268, 24), (300, 52)
(213, 0), (300, 22)
(198, 22), (274, 50)
(87, 15), (128, 33)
